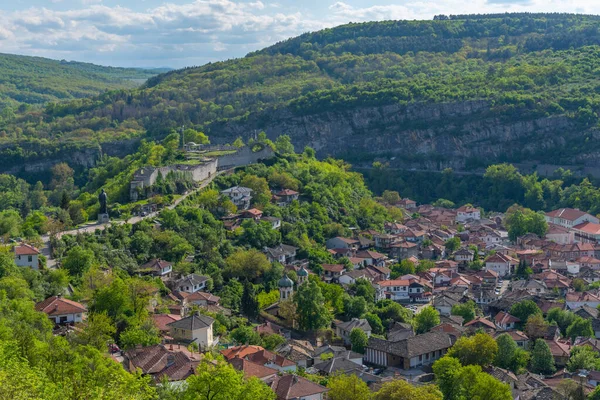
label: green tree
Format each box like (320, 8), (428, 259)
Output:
(451, 301), (476, 323)
(445, 237), (461, 253)
(494, 333), (529, 372)
(567, 345), (600, 372)
(530, 339), (556, 375)
(240, 175), (271, 206)
(231, 326), (262, 346)
(224, 249), (272, 282)
(381, 190), (401, 204)
(327, 373), (371, 400)
(364, 313), (385, 335)
(349, 328), (369, 354)
(566, 316), (593, 342)
(241, 281), (259, 319)
(515, 259), (532, 279)
(73, 312), (116, 351)
(374, 379), (442, 400)
(509, 300), (541, 324)
(295, 280), (332, 331)
(274, 135), (295, 155)
(344, 296), (367, 319)
(414, 306), (440, 334)
(448, 333), (498, 367)
(182, 355), (275, 400)
(63, 246), (96, 277)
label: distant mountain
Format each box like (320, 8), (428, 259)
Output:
(0, 53), (168, 107)
(3, 13), (600, 173)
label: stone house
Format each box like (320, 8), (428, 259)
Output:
(334, 318), (372, 345)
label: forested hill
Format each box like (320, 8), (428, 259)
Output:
(0, 53), (168, 108)
(3, 13), (600, 172)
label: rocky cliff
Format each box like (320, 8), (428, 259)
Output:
(206, 100), (594, 171)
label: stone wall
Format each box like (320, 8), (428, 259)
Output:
(216, 146), (275, 170)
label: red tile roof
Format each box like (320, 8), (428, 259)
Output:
(464, 316), (496, 330)
(574, 221), (600, 235)
(221, 345), (265, 361)
(14, 243), (40, 255)
(229, 357), (277, 379)
(152, 314), (181, 332)
(35, 296), (87, 316)
(270, 374), (329, 399)
(546, 208), (590, 221)
(494, 311), (520, 325)
(321, 264), (345, 273)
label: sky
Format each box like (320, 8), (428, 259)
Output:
(0, 0), (599, 68)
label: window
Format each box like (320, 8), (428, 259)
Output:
(28, 255), (32, 262)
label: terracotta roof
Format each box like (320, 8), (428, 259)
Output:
(331, 236), (359, 244)
(221, 345), (265, 361)
(457, 205), (478, 213)
(152, 314), (181, 332)
(14, 243), (40, 255)
(545, 339), (570, 357)
(494, 311), (520, 325)
(546, 223), (571, 235)
(243, 208), (263, 216)
(35, 296), (87, 316)
(574, 221), (600, 234)
(355, 250), (386, 260)
(125, 344), (200, 382)
(276, 189), (299, 196)
(270, 374), (329, 399)
(377, 279), (410, 287)
(186, 291), (220, 304)
(545, 208), (590, 221)
(321, 264), (345, 273)
(139, 258), (172, 272)
(229, 357), (277, 379)
(464, 316), (496, 330)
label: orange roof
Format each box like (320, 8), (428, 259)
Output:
(221, 345), (265, 360)
(229, 357), (277, 379)
(574, 221), (600, 235)
(152, 314), (181, 332)
(14, 243), (40, 255)
(276, 189), (299, 196)
(494, 311), (520, 325)
(321, 264), (344, 273)
(244, 208), (263, 216)
(378, 279), (410, 287)
(465, 316), (496, 330)
(35, 296), (87, 316)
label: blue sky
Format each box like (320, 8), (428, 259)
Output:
(1, 0), (597, 68)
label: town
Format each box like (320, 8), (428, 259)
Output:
(5, 141), (600, 400)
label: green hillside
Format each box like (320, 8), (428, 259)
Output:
(3, 13), (600, 170)
(0, 53), (167, 108)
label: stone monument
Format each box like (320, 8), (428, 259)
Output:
(98, 189), (110, 224)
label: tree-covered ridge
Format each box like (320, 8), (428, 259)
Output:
(0, 53), (166, 108)
(3, 13), (600, 166)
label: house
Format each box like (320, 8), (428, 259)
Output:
(275, 340), (315, 368)
(175, 274), (211, 294)
(273, 189), (299, 206)
(263, 216), (282, 230)
(366, 265), (391, 281)
(464, 316), (497, 334)
(385, 222), (408, 234)
(264, 244), (298, 264)
(545, 339), (571, 367)
(152, 314), (181, 335)
(167, 313), (215, 349)
(270, 374), (329, 400)
(325, 237), (359, 251)
(433, 293), (462, 316)
(124, 344), (200, 384)
(335, 319), (372, 345)
(241, 208), (263, 220)
(314, 356), (364, 376)
(573, 221), (600, 243)
(390, 241), (419, 260)
(511, 279), (547, 295)
(495, 330), (530, 348)
(546, 242), (596, 260)
(566, 292), (600, 310)
(375, 279), (410, 301)
(314, 345), (363, 366)
(396, 198), (417, 210)
(14, 243), (40, 269)
(364, 331), (454, 369)
(373, 233), (397, 250)
(229, 357), (278, 382)
(545, 208), (599, 229)
(220, 186), (253, 210)
(185, 291), (220, 308)
(321, 264), (345, 283)
(223, 345), (297, 373)
(454, 248), (474, 264)
(456, 205), (481, 223)
(35, 295), (87, 325)
(355, 250), (387, 267)
(338, 269), (375, 286)
(494, 311), (520, 331)
(139, 259), (173, 280)
(546, 223), (575, 244)
(485, 253), (518, 277)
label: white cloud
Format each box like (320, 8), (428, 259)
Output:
(0, 0), (600, 67)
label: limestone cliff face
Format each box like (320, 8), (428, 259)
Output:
(206, 100), (584, 170)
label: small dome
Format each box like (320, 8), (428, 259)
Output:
(279, 274), (294, 287)
(297, 266), (308, 277)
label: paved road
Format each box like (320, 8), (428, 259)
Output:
(41, 171), (223, 268)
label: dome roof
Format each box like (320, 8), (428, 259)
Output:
(278, 274), (294, 287)
(297, 266), (308, 276)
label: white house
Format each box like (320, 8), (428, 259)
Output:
(220, 186), (253, 210)
(484, 253), (518, 277)
(546, 223), (575, 244)
(335, 319), (372, 345)
(139, 258), (173, 279)
(167, 313), (215, 349)
(35, 295), (87, 325)
(375, 279), (410, 301)
(545, 208), (599, 229)
(454, 248), (474, 264)
(14, 243), (40, 269)
(494, 311), (520, 331)
(175, 274), (211, 294)
(456, 205), (481, 223)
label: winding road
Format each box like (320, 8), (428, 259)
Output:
(41, 170), (224, 269)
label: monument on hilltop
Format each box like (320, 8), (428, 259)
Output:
(98, 189), (109, 224)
